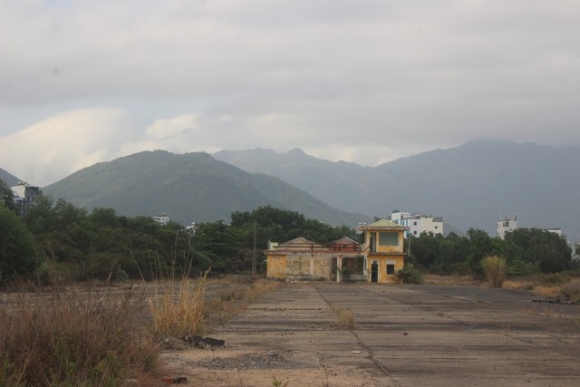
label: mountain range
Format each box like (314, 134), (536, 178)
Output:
(213, 140), (580, 241)
(2, 139), (579, 241)
(39, 150), (368, 226)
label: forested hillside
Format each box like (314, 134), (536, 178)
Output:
(43, 150), (369, 227)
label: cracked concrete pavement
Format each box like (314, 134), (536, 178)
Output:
(163, 282), (580, 386)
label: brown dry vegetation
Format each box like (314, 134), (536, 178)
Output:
(331, 306), (356, 330)
(0, 276), (278, 386)
(0, 285), (160, 386)
(423, 274), (475, 286)
(502, 272), (580, 301)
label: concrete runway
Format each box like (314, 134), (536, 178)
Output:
(168, 282), (580, 386)
(164, 282), (580, 387)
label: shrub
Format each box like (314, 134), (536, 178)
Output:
(534, 272), (569, 286)
(560, 280), (580, 303)
(481, 255), (506, 288)
(507, 260), (539, 277)
(0, 285), (159, 386)
(395, 264), (424, 284)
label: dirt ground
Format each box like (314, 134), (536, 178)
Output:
(160, 282), (580, 387)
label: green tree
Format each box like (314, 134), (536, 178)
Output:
(433, 232), (470, 274)
(194, 221), (239, 272)
(88, 207), (120, 229)
(466, 228), (505, 278)
(408, 232), (442, 270)
(504, 228), (572, 274)
(0, 203), (37, 282)
(0, 180), (17, 214)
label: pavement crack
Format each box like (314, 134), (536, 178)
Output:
(313, 284), (402, 387)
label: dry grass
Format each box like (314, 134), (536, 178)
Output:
(0, 285), (160, 387)
(148, 270), (208, 338)
(0, 273), (281, 386)
(423, 274), (474, 286)
(531, 285), (561, 298)
(331, 306), (356, 330)
(502, 278), (562, 298)
(560, 280), (580, 302)
(502, 280), (534, 291)
(205, 279), (279, 328)
(481, 255), (507, 288)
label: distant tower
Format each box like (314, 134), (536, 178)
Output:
(497, 212), (518, 240)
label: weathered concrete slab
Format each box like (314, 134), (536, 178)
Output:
(165, 282), (580, 386)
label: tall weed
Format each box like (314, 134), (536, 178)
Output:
(481, 255), (506, 288)
(0, 285), (159, 387)
(148, 270), (209, 338)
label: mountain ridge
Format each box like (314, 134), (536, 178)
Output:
(42, 150), (369, 227)
(213, 140), (580, 241)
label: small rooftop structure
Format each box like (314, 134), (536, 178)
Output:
(153, 213), (170, 226)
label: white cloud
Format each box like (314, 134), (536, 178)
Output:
(1, 1), (580, 183)
(0, 108), (140, 186)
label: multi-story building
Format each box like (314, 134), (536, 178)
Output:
(11, 181), (42, 215)
(390, 211), (444, 237)
(497, 214), (517, 239)
(357, 219), (408, 283)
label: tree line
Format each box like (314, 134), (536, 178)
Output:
(1, 179), (578, 284)
(407, 227), (578, 277)
(1, 180), (355, 283)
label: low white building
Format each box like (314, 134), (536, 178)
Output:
(153, 213), (170, 226)
(390, 210), (444, 237)
(545, 228), (562, 237)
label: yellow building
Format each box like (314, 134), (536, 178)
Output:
(265, 236), (363, 281)
(358, 219), (409, 283)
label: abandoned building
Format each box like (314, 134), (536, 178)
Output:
(265, 219), (408, 283)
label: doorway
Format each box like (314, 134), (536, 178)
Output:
(371, 261), (378, 283)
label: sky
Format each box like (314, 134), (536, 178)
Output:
(1, 0), (579, 186)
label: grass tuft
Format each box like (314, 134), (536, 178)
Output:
(481, 255), (506, 288)
(560, 280), (580, 303)
(331, 306), (356, 330)
(148, 270), (209, 338)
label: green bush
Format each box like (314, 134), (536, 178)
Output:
(395, 264), (424, 284)
(507, 259), (539, 277)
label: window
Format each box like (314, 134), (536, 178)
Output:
(413, 231), (417, 235)
(378, 232), (398, 246)
(386, 264), (395, 275)
(413, 221), (417, 226)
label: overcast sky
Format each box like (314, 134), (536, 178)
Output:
(1, 0), (579, 186)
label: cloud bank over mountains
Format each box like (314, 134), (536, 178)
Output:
(1, 1), (580, 185)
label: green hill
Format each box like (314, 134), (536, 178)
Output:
(0, 168), (20, 186)
(43, 150), (369, 227)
